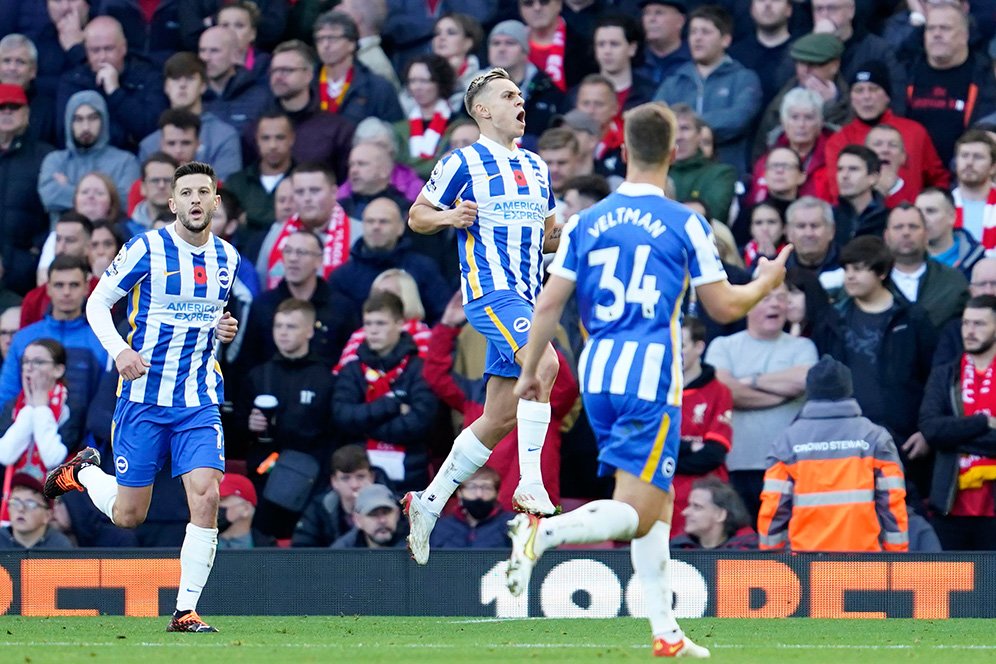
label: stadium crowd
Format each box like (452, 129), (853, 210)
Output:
(1, 0), (995, 554)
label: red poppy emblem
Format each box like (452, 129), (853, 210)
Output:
(193, 266), (208, 285)
(513, 170), (527, 187)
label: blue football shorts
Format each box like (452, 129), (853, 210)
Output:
(111, 400), (226, 487)
(463, 289), (534, 379)
(582, 392), (681, 492)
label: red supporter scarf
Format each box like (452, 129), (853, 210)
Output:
(319, 65), (353, 113)
(953, 187), (996, 250)
(958, 354), (996, 490)
(363, 355), (410, 452)
(265, 208), (350, 290)
(408, 100), (451, 160)
(595, 119), (623, 160)
(529, 18), (567, 92)
(334, 320), (431, 374)
(0, 383), (67, 525)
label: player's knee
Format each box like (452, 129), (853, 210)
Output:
(113, 507), (148, 529)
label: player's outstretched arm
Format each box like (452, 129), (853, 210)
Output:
(695, 244), (793, 324)
(408, 193), (477, 235)
(515, 275), (575, 401)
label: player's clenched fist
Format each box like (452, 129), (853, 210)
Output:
(449, 200), (478, 229)
(217, 311), (239, 343)
(116, 348), (150, 381)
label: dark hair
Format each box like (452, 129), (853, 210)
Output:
(26, 338), (67, 375)
(579, 73), (615, 97)
(955, 129), (996, 164)
(691, 476), (749, 538)
(172, 161), (217, 191)
(163, 51), (206, 81)
(91, 219), (125, 251)
(402, 53), (456, 100)
(785, 266), (834, 336)
(47, 253), (90, 279)
(563, 174), (610, 203)
(275, 297), (317, 323)
(681, 197), (712, 220)
(255, 108), (294, 135)
(462, 465), (500, 490)
(839, 235), (894, 277)
(838, 144), (880, 174)
(537, 127), (579, 153)
(158, 108), (201, 135)
(286, 229), (323, 252)
(682, 316), (706, 344)
(966, 294), (996, 315)
(595, 14), (644, 46)
(272, 39), (317, 68)
(624, 102), (677, 169)
(435, 12), (484, 53)
(332, 444), (371, 474)
(57, 210), (94, 237)
(767, 146), (802, 171)
(291, 162), (337, 187)
(918, 186), (956, 210)
(313, 10), (359, 46)
(363, 291), (404, 320)
(142, 151), (180, 179)
(217, 0), (261, 28)
(689, 5), (734, 37)
(217, 189), (245, 223)
(887, 201), (926, 230)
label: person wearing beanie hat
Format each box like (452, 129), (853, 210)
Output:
(486, 20), (564, 148)
(824, 57), (949, 203)
(758, 349), (910, 552)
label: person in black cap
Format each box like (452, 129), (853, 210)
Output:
(757, 355), (911, 552)
(635, 0), (690, 86)
(824, 60), (950, 203)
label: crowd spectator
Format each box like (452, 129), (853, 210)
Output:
(833, 235), (936, 499)
(833, 144), (889, 245)
(0, 473), (73, 549)
(178, 0), (287, 55)
(291, 444), (388, 548)
(917, 187), (983, 279)
(560, 173), (610, 222)
(396, 54), (459, 181)
(138, 52), (242, 180)
(654, 5), (762, 175)
(758, 356), (909, 552)
(38, 90), (139, 222)
(0, 34), (58, 146)
(215, 1), (271, 83)
(198, 25), (270, 139)
(331, 483), (406, 549)
(0, 83), (52, 296)
(784, 266), (841, 356)
(333, 292), (438, 493)
(0, 307), (20, 360)
(668, 104), (736, 225)
(884, 203), (969, 330)
(951, 130), (996, 251)
(22, 212), (95, 326)
(706, 282), (817, 521)
(336, 0), (399, 92)
(728, 0), (793, 111)
(537, 127), (582, 215)
(573, 75), (625, 179)
(56, 16), (166, 151)
(217, 473), (275, 549)
(934, 258), (996, 368)
(785, 196), (845, 299)
(740, 145), (807, 241)
(671, 476), (757, 550)
(429, 466), (515, 549)
(520, 0), (596, 93)
(486, 20), (563, 149)
(921, 295), (996, 550)
(25, 2), (88, 144)
(589, 15), (656, 116)
(225, 110), (294, 235)
(865, 124), (915, 207)
(126, 152), (177, 236)
(743, 201), (787, 269)
(430, 13), (483, 110)
(339, 142), (414, 221)
(634, 0), (689, 86)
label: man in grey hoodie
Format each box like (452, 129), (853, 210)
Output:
(37, 89), (139, 222)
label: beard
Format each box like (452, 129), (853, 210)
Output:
(966, 336), (996, 356)
(177, 207), (213, 233)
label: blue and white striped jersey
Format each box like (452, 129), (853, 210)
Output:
(90, 225), (240, 407)
(421, 135), (556, 305)
(548, 182), (726, 404)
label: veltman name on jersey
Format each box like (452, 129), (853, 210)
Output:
(587, 207), (668, 239)
(492, 200), (547, 222)
(166, 301), (222, 322)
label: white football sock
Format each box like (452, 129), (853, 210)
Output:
(421, 427), (491, 515)
(175, 523), (218, 612)
(78, 465), (118, 522)
(536, 499), (639, 555)
(516, 399), (551, 485)
(631, 521), (681, 638)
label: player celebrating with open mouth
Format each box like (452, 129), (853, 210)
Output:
(402, 68), (562, 565)
(44, 162), (241, 633)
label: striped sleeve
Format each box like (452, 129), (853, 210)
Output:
(682, 213), (726, 287)
(420, 150), (469, 210)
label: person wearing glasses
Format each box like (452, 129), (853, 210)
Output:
(0, 473), (73, 549)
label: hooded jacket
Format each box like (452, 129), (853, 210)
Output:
(37, 91), (140, 219)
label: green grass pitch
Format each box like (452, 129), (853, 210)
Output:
(1, 617), (994, 663)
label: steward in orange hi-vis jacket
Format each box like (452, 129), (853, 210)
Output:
(758, 356), (909, 551)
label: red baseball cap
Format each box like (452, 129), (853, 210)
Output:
(0, 84), (28, 107)
(220, 474), (257, 506)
